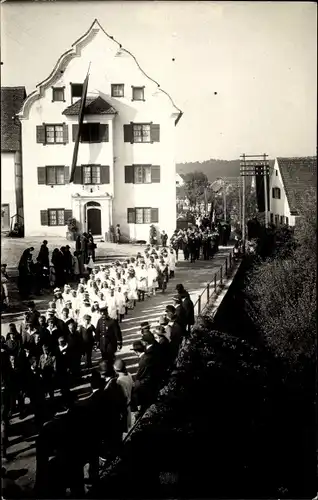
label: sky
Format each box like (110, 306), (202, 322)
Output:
(1, 1), (317, 163)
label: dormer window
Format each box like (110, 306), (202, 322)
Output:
(132, 86), (145, 101)
(71, 83), (83, 99)
(52, 87), (65, 102)
(111, 84), (124, 97)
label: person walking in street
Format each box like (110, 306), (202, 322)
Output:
(115, 224), (121, 244)
(18, 248), (33, 299)
(78, 314), (95, 368)
(176, 284), (195, 333)
(114, 358), (134, 432)
(95, 306), (122, 363)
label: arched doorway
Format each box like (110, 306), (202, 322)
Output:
(86, 201), (101, 235)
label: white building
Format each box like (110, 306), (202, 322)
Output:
(1, 87), (26, 232)
(269, 156), (316, 226)
(17, 19), (182, 241)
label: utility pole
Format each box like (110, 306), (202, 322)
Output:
(223, 179), (227, 221)
(263, 152), (269, 227)
(242, 157), (246, 245)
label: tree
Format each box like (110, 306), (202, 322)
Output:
(183, 171), (209, 208)
(244, 188), (317, 367)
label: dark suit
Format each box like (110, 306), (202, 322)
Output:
(181, 293), (195, 330)
(133, 344), (161, 412)
(96, 316), (122, 362)
(169, 320), (185, 361)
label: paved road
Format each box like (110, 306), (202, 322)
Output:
(1, 248), (232, 494)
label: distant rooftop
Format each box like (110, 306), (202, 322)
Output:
(277, 156), (317, 215)
(1, 86), (26, 151)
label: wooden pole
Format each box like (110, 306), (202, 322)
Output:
(263, 153), (269, 227)
(223, 179), (227, 221)
(242, 155), (246, 245)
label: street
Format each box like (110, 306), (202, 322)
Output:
(1, 246), (232, 494)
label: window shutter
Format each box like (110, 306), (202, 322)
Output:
(127, 208), (136, 224)
(124, 124), (133, 143)
(36, 125), (45, 144)
(64, 209), (73, 225)
(64, 166), (70, 183)
(151, 208), (159, 223)
(100, 124), (109, 142)
(40, 210), (48, 226)
(150, 124), (160, 142)
(73, 166), (82, 184)
(151, 165), (160, 183)
(100, 166), (110, 184)
(72, 124), (79, 142)
(63, 124), (69, 143)
(37, 167), (47, 185)
(125, 165), (134, 183)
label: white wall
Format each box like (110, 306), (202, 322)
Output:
(269, 159), (295, 225)
(1, 152), (16, 224)
(20, 25), (179, 240)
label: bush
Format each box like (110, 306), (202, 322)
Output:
(245, 188), (317, 367)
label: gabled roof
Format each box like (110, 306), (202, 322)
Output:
(277, 156), (317, 215)
(1, 87), (26, 152)
(18, 19), (182, 125)
(62, 96), (117, 116)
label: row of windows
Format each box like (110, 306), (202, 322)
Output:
(127, 208), (159, 224)
(36, 123), (160, 145)
(52, 84), (145, 103)
(37, 165), (109, 185)
(269, 213), (289, 225)
(37, 165), (161, 185)
(40, 208), (159, 226)
(40, 209), (72, 226)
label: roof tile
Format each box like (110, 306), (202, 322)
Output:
(1, 87), (26, 152)
(62, 96), (117, 116)
(277, 157), (317, 214)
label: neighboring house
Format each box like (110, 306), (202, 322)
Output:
(17, 19), (182, 240)
(176, 172), (185, 187)
(269, 156), (317, 226)
(1, 87), (26, 231)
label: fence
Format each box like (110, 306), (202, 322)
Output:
(193, 249), (236, 317)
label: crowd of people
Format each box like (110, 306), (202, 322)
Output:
(1, 235), (200, 496)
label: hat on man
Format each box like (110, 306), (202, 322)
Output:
(140, 321), (150, 329)
(141, 331), (156, 345)
(165, 305), (176, 314)
(175, 284), (185, 293)
(47, 308), (56, 315)
(100, 305), (108, 312)
(83, 314), (92, 320)
(83, 298), (91, 305)
(27, 300), (35, 308)
(131, 340), (145, 352)
(54, 288), (61, 293)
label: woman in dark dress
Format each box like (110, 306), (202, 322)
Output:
(37, 240), (49, 269)
(18, 249), (32, 299)
(51, 248), (65, 288)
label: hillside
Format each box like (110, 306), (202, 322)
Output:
(177, 159), (241, 182)
(177, 159), (275, 182)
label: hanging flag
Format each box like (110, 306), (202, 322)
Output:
(69, 71), (89, 183)
(255, 165), (270, 213)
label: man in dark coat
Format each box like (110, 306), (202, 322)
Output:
(131, 334), (161, 416)
(176, 284), (195, 333)
(95, 306), (122, 363)
(26, 300), (40, 328)
(99, 362), (127, 460)
(172, 296), (188, 329)
(37, 240), (49, 268)
(165, 305), (186, 361)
